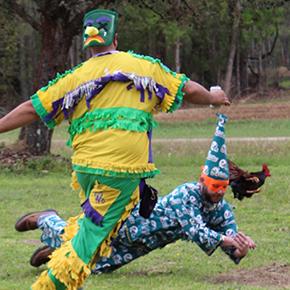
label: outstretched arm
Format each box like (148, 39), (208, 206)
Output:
(182, 80), (230, 106)
(0, 100), (39, 133)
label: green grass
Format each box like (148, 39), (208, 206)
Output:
(154, 119), (290, 139)
(0, 140), (289, 289)
(1, 119), (290, 150)
(279, 79), (290, 90)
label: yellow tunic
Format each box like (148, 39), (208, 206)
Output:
(31, 51), (188, 178)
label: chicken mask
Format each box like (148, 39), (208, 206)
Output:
(201, 113), (229, 191)
(83, 9), (118, 49)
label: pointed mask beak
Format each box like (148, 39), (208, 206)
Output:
(84, 26), (99, 37)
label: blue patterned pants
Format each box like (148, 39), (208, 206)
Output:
(38, 214), (151, 274)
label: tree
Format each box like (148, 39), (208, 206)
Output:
(224, 0), (242, 96)
(3, 0), (116, 155)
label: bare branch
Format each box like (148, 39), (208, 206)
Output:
(9, 0), (40, 31)
(248, 24), (279, 61)
(248, 64), (259, 79)
(141, 1), (166, 19)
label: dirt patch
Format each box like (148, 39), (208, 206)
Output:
(22, 239), (41, 246)
(156, 103), (290, 122)
(0, 147), (33, 166)
(0, 146), (70, 169)
(210, 263), (290, 289)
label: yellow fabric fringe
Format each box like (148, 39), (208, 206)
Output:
(159, 76), (181, 112)
(98, 186), (140, 257)
(31, 270), (56, 290)
(71, 171), (86, 204)
(160, 91), (176, 112)
(72, 158), (158, 174)
(70, 171), (80, 191)
(61, 214), (83, 242)
(47, 241), (91, 290)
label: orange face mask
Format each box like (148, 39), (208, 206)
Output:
(201, 174), (229, 193)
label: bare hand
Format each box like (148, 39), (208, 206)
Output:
(220, 235), (239, 248)
(210, 89), (231, 106)
(244, 234), (256, 249)
(233, 232), (256, 258)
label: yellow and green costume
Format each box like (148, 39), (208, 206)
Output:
(30, 50), (189, 289)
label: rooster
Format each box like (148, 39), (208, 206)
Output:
(228, 159), (271, 200)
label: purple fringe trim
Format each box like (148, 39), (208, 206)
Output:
(81, 199), (104, 226)
(139, 179), (146, 198)
(44, 72), (170, 122)
(147, 130), (153, 163)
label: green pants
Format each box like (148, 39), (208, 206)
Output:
(31, 173), (140, 290)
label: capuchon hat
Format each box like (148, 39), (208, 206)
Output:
(201, 113), (229, 185)
(83, 9), (118, 48)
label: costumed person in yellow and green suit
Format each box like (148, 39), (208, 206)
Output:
(0, 9), (230, 290)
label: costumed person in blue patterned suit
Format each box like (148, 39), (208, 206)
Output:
(16, 114), (256, 273)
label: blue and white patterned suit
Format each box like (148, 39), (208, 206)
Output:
(39, 182), (240, 274)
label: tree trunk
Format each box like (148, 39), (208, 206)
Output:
(258, 44), (263, 93)
(236, 41), (241, 98)
(224, 0), (241, 97)
(175, 39), (181, 73)
(9, 0), (116, 155)
(19, 16), (71, 155)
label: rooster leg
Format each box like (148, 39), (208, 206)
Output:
(246, 188), (261, 194)
(246, 176), (260, 183)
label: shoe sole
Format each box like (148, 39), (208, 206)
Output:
(15, 209), (58, 232)
(30, 245), (53, 267)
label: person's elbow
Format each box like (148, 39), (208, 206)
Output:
(22, 100), (39, 121)
(182, 80), (197, 97)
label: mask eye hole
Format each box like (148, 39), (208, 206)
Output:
(84, 20), (94, 28)
(97, 22), (108, 31)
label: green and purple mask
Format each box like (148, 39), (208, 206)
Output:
(83, 9), (118, 49)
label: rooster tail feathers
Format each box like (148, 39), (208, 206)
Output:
(262, 164), (271, 177)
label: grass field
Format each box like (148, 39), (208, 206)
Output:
(0, 120), (290, 289)
(1, 118), (290, 146)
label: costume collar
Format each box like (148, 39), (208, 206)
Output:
(93, 50), (119, 57)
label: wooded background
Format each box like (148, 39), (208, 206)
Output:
(0, 0), (290, 155)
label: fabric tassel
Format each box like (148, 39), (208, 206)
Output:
(70, 171), (80, 191)
(72, 161), (160, 179)
(31, 271), (56, 290)
(61, 214), (82, 243)
(48, 241), (91, 290)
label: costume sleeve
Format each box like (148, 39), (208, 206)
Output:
(153, 63), (189, 113)
(167, 190), (223, 255)
(211, 201), (241, 264)
(30, 66), (80, 129)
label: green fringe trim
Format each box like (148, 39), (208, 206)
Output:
(40, 63), (83, 92)
(67, 107), (157, 146)
(128, 50), (178, 77)
(168, 74), (189, 113)
(73, 164), (160, 178)
(31, 93), (56, 129)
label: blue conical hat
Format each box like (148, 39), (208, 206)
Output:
(202, 113), (229, 180)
